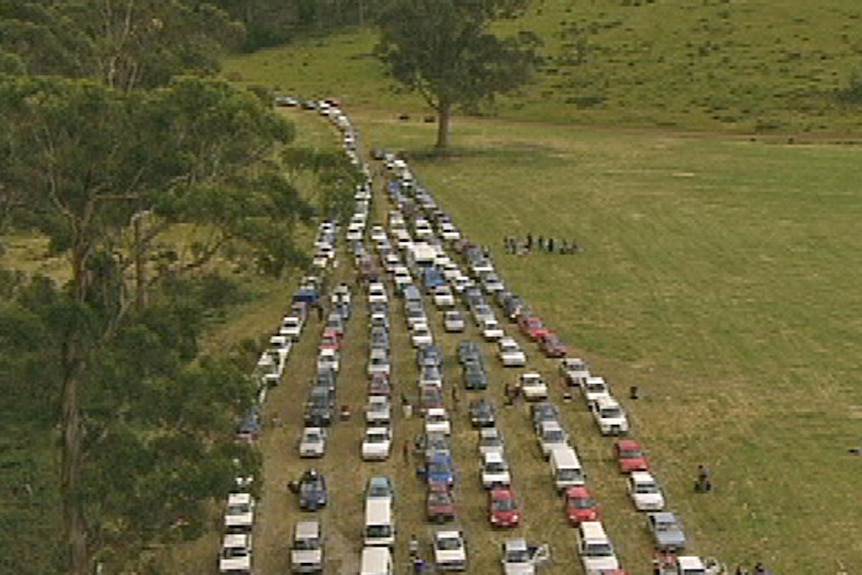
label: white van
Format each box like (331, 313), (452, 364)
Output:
(549, 446), (586, 492)
(576, 521), (619, 574)
(360, 545), (393, 575)
(363, 498), (395, 548)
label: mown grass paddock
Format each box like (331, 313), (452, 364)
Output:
(346, 110), (862, 573)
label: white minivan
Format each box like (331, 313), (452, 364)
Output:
(550, 446), (586, 493)
(576, 521), (619, 574)
(360, 546), (393, 575)
(364, 498), (396, 548)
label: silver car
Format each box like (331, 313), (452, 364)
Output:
(299, 427), (327, 458)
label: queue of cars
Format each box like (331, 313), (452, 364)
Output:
(370, 143), (721, 575)
(235, 98), (721, 575)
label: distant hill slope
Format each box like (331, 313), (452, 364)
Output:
(224, 0), (862, 134)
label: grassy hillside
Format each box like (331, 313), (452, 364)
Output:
(224, 0), (862, 135)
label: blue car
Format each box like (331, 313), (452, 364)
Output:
(423, 454), (455, 487)
(299, 469), (328, 511)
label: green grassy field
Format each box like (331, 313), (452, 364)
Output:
(218, 3), (862, 570)
(345, 109), (862, 573)
(224, 0), (862, 135)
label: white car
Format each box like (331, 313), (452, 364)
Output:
(433, 529), (468, 571)
(498, 337), (526, 367)
(432, 285), (455, 309)
(560, 357), (590, 387)
(366, 395), (392, 426)
(519, 372), (548, 401)
(280, 315), (304, 340)
(536, 420), (569, 459)
(370, 224), (387, 243)
(481, 317), (505, 341)
(478, 427), (505, 456)
(628, 471), (665, 512)
(411, 323), (434, 348)
(501, 539), (550, 575)
(317, 348), (339, 374)
(443, 310), (465, 333)
(583, 376), (611, 407)
(367, 349), (391, 378)
(425, 407), (451, 436)
(440, 223), (461, 242)
(393, 269), (413, 291)
(224, 492), (255, 533)
(383, 253), (401, 272)
(219, 532), (252, 573)
(290, 520), (323, 574)
(368, 282), (388, 305)
(591, 395), (629, 435)
(362, 427), (392, 461)
(299, 427), (328, 458)
(481, 451), (512, 489)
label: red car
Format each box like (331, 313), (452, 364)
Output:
(426, 482), (456, 523)
(564, 486), (599, 526)
(518, 316), (550, 341)
(614, 439), (650, 474)
(369, 373), (391, 397)
(319, 328), (342, 351)
(540, 332), (568, 358)
(488, 487), (521, 528)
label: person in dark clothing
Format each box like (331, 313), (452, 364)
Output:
(537, 236), (545, 251)
(695, 464), (712, 492)
(547, 237), (555, 254)
(526, 232), (533, 251)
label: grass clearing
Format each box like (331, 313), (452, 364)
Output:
(343, 111), (862, 573)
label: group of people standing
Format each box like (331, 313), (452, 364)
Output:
(503, 232), (582, 255)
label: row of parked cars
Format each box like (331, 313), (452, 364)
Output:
(222, 205), (347, 574)
(375, 145), (721, 575)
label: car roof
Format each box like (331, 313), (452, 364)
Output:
(630, 471), (655, 483)
(295, 520), (320, 538)
(617, 439), (642, 449)
(565, 485), (592, 497)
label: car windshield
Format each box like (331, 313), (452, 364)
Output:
(486, 462), (507, 473)
(636, 483), (658, 493)
(367, 433), (387, 443)
(506, 549), (529, 563)
(559, 469), (581, 481)
(544, 430), (565, 442)
(601, 407), (623, 418)
(586, 383), (606, 393)
(293, 538), (319, 551)
(585, 543), (614, 557)
(569, 496), (595, 509)
(222, 545), (249, 559)
(656, 519), (679, 531)
(228, 502), (251, 514)
(437, 537), (462, 550)
(428, 492), (452, 505)
(621, 449), (643, 458)
(493, 497), (517, 511)
(366, 525), (392, 537)
(429, 462), (451, 474)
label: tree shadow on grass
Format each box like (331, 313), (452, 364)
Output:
(397, 142), (558, 165)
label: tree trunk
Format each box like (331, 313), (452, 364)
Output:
(61, 244), (90, 575)
(435, 102), (452, 150)
(61, 364), (88, 575)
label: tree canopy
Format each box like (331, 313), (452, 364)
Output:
(0, 3), (358, 574)
(375, 0), (541, 149)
